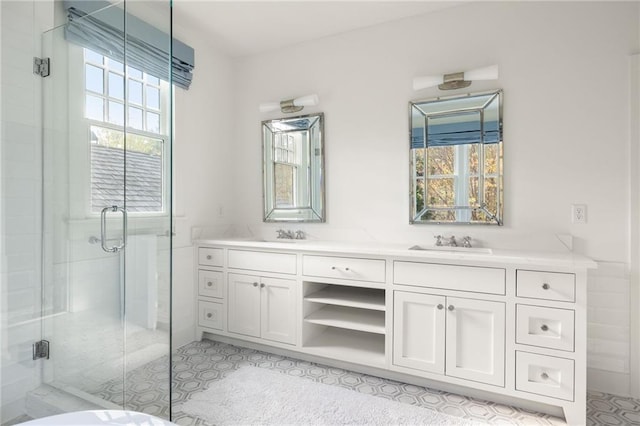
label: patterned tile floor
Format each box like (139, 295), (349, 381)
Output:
(88, 339), (640, 425)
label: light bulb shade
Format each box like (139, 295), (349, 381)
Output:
(464, 64), (499, 81)
(259, 93), (319, 113)
(259, 102), (280, 113)
(413, 65), (499, 91)
(412, 75), (443, 91)
(293, 94), (319, 107)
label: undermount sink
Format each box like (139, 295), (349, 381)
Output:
(409, 245), (493, 254)
(247, 238), (302, 243)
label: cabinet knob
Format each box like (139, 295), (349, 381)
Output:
(448, 305), (455, 311)
(541, 324), (549, 332)
(331, 266), (336, 270)
(540, 372), (549, 380)
(207, 281), (213, 287)
(437, 304), (444, 310)
(345, 267), (350, 271)
(542, 283), (550, 290)
(206, 313), (213, 319)
(253, 282), (259, 287)
(260, 283), (266, 288)
(206, 255), (212, 260)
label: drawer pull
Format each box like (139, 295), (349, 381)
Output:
(540, 372), (549, 380)
(437, 304), (444, 310)
(448, 305), (455, 311)
(541, 324), (549, 332)
(260, 283), (266, 288)
(542, 283), (550, 290)
(206, 254), (212, 260)
(206, 313), (213, 319)
(345, 267), (350, 271)
(253, 282), (259, 287)
(207, 281), (213, 287)
(331, 266), (336, 270)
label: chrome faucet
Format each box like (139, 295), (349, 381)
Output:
(295, 230), (306, 240)
(435, 235), (472, 248)
(276, 229), (295, 239)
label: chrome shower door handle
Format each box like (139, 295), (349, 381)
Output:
(116, 206), (127, 251)
(100, 205), (128, 253)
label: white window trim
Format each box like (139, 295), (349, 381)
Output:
(69, 45), (171, 220)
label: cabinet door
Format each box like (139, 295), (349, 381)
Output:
(227, 273), (261, 338)
(260, 277), (297, 345)
(393, 291), (445, 374)
(445, 297), (505, 386)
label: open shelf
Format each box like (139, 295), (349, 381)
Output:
(305, 286), (385, 311)
(304, 305), (385, 334)
(304, 327), (385, 368)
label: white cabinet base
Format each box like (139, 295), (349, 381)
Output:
(197, 241), (593, 426)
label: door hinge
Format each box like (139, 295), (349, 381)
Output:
(33, 57), (50, 78)
(32, 340), (50, 360)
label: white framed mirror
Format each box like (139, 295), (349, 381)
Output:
(263, 113), (325, 222)
(410, 90), (503, 225)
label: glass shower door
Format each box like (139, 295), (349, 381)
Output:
(39, 0), (172, 420)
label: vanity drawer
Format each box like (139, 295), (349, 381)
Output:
(516, 270), (575, 302)
(516, 351), (574, 401)
(228, 250), (297, 275)
(302, 255), (385, 283)
(198, 300), (224, 330)
(198, 270), (224, 299)
(393, 261), (505, 295)
(199, 247), (224, 267)
(516, 305), (574, 352)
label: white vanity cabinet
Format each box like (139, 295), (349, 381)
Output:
(195, 240), (594, 425)
(392, 261), (506, 387)
(513, 269), (582, 416)
(227, 273), (297, 345)
(196, 248), (225, 331)
(301, 254), (387, 368)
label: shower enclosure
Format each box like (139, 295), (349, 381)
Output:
(2, 0), (173, 421)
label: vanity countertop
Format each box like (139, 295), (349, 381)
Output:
(196, 238), (597, 269)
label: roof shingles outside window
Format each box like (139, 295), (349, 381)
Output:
(91, 145), (163, 213)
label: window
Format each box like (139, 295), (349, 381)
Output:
(412, 143), (500, 222)
(84, 48), (168, 214)
(273, 133), (298, 208)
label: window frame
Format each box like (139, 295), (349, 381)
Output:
(76, 46), (171, 218)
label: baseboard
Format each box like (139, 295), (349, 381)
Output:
(587, 368), (630, 396)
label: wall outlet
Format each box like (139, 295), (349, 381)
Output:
(571, 204), (587, 224)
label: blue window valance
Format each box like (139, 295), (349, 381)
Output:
(64, 0), (195, 90)
(410, 120), (501, 149)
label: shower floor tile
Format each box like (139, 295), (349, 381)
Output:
(90, 339), (640, 425)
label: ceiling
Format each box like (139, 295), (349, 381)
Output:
(172, 1), (463, 57)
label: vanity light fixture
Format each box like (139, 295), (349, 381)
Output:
(413, 64), (499, 91)
(259, 93), (319, 114)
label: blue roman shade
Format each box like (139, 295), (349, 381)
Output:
(411, 119), (501, 149)
(64, 0), (195, 90)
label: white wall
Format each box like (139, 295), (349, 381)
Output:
(230, 2), (639, 394)
(171, 13), (237, 349)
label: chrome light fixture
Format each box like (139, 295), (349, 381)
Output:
(413, 64), (499, 91)
(259, 93), (319, 114)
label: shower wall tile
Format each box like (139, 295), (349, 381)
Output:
(3, 197), (36, 218)
(1, 0), (53, 421)
(0, 57), (37, 90)
(2, 178), (37, 199)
